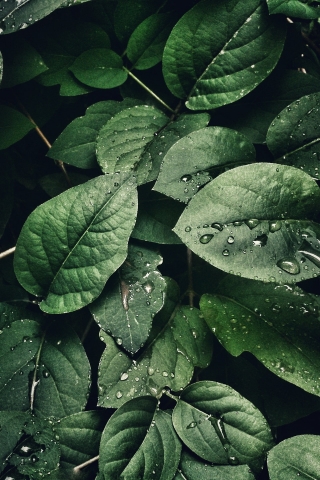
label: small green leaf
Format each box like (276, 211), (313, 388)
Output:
(154, 127), (255, 203)
(70, 48), (127, 89)
(14, 174), (137, 313)
(267, 92), (320, 178)
(127, 13), (177, 70)
(268, 435), (320, 479)
(90, 244), (166, 354)
(174, 163), (320, 283)
(163, 0), (286, 110)
(267, 0), (320, 19)
(200, 277), (320, 396)
(0, 105), (34, 150)
(99, 396), (181, 480)
(172, 381), (274, 469)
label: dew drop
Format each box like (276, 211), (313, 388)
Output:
(180, 174), (192, 182)
(187, 421), (197, 429)
(120, 373), (128, 381)
(42, 370), (50, 378)
(116, 337), (123, 345)
(142, 281), (155, 294)
(227, 236), (234, 244)
(298, 240), (320, 268)
(253, 234), (268, 247)
(222, 249), (230, 256)
(199, 234), (214, 244)
(277, 257), (300, 275)
(116, 391), (123, 399)
(228, 456), (240, 466)
(269, 220), (282, 232)
(211, 222), (223, 231)
(147, 367), (155, 376)
(245, 219), (260, 229)
(185, 226), (192, 232)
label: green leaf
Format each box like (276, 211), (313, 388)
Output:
(266, 92), (320, 179)
(267, 435), (320, 479)
(99, 396), (181, 480)
(154, 127), (256, 203)
(89, 244), (166, 354)
(0, 302), (91, 418)
(179, 451), (256, 480)
(127, 13), (177, 70)
(0, 412), (60, 479)
(38, 173), (89, 197)
(96, 105), (168, 184)
(70, 48), (127, 89)
(14, 174), (137, 314)
(200, 277), (320, 396)
(162, 0), (286, 110)
(172, 381), (274, 469)
(98, 283), (213, 407)
(267, 0), (320, 19)
(0, 105), (34, 150)
(174, 163), (320, 283)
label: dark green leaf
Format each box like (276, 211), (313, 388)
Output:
(0, 105), (34, 150)
(172, 381), (274, 469)
(267, 0), (320, 19)
(267, 92), (320, 179)
(90, 244), (166, 354)
(163, 0), (286, 110)
(14, 174), (137, 314)
(127, 13), (177, 70)
(200, 277), (320, 396)
(267, 435), (320, 479)
(154, 127), (256, 203)
(38, 173), (89, 197)
(174, 163), (320, 283)
(99, 396), (181, 480)
(70, 48), (127, 89)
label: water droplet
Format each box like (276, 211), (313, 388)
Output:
(142, 281), (155, 294)
(31, 454), (39, 463)
(245, 219), (260, 229)
(187, 422), (197, 429)
(227, 236), (234, 244)
(271, 304), (281, 313)
(211, 222), (223, 231)
(148, 367), (155, 376)
(298, 240), (320, 268)
(116, 391), (123, 399)
(116, 337), (123, 345)
(120, 373), (128, 381)
(42, 370), (50, 378)
(199, 234), (214, 244)
(222, 249), (230, 256)
(185, 226), (192, 232)
(181, 174), (192, 182)
(269, 220), (282, 232)
(228, 456), (239, 466)
(162, 371), (168, 377)
(277, 258), (300, 275)
(253, 234), (268, 247)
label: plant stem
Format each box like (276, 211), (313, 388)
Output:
(123, 67), (175, 114)
(73, 455), (99, 473)
(187, 248), (194, 307)
(163, 389), (179, 402)
(0, 246), (16, 259)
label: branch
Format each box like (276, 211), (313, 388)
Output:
(0, 246), (16, 260)
(73, 455), (99, 473)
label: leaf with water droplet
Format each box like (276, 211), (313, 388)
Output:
(267, 0), (320, 19)
(174, 163), (320, 284)
(172, 381), (273, 470)
(200, 276), (320, 397)
(154, 127), (255, 203)
(90, 244), (166, 354)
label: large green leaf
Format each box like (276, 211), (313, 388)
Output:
(99, 396), (181, 480)
(174, 163), (320, 283)
(0, 302), (90, 418)
(154, 127), (255, 203)
(14, 174), (137, 314)
(200, 277), (320, 396)
(97, 279), (213, 408)
(172, 381), (274, 469)
(266, 92), (320, 179)
(0, 105), (34, 150)
(267, 435), (320, 479)
(267, 0), (320, 19)
(162, 0), (286, 110)
(90, 244), (166, 354)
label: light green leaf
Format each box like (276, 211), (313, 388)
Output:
(96, 105), (168, 184)
(172, 381), (274, 469)
(267, 0), (320, 19)
(162, 0), (286, 110)
(179, 451), (256, 480)
(266, 92), (320, 179)
(0, 412), (60, 479)
(127, 13), (177, 70)
(90, 244), (166, 354)
(154, 127), (255, 203)
(174, 163), (320, 283)
(14, 174), (137, 314)
(268, 435), (320, 479)
(99, 396), (181, 480)
(98, 281), (213, 408)
(0, 302), (91, 418)
(0, 105), (34, 150)
(200, 277), (320, 397)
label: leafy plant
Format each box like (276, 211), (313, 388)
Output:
(1, 0), (320, 479)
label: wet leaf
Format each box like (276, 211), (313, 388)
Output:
(267, 0), (320, 19)
(14, 174), (137, 313)
(174, 163), (320, 283)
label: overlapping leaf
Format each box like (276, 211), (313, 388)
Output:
(267, 435), (320, 479)
(97, 279), (213, 408)
(99, 396), (181, 480)
(200, 277), (320, 396)
(163, 0), (286, 110)
(14, 174), (137, 313)
(267, 0), (320, 19)
(267, 92), (320, 178)
(90, 244), (166, 354)
(174, 163), (320, 283)
(0, 105), (34, 150)
(154, 127), (255, 203)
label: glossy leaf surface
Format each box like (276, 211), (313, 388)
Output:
(267, 0), (320, 19)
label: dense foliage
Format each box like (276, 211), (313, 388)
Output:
(1, 0), (320, 478)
